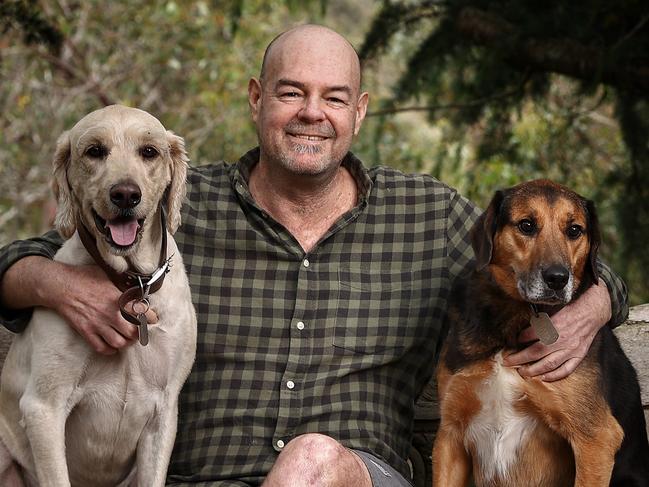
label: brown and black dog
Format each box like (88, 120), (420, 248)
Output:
(433, 179), (649, 487)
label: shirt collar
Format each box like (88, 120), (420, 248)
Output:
(231, 147), (373, 206)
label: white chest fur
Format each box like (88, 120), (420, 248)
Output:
(465, 352), (538, 482)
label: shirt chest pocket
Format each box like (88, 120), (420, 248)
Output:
(333, 265), (418, 355)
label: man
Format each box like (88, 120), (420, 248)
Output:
(0, 25), (627, 486)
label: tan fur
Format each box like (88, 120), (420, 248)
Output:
(489, 194), (590, 303)
(51, 108), (187, 240)
(433, 352), (485, 486)
(435, 352), (621, 486)
(433, 180), (623, 487)
(0, 105), (197, 487)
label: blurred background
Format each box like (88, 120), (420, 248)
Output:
(1, 0), (647, 304)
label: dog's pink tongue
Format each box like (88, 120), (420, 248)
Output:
(107, 220), (139, 246)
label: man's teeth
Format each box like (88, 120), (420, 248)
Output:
(293, 134), (326, 141)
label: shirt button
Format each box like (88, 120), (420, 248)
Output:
(303, 258), (310, 268)
(296, 321), (305, 330)
(276, 439), (285, 449)
(286, 380), (295, 390)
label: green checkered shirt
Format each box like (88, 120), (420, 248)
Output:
(0, 148), (628, 486)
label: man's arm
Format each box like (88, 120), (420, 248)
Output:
(0, 233), (139, 354)
(0, 231), (62, 333)
(596, 259), (629, 327)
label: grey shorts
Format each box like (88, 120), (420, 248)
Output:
(351, 449), (413, 487)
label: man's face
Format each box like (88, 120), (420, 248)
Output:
(249, 29), (368, 177)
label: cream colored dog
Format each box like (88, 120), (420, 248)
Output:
(0, 105), (197, 486)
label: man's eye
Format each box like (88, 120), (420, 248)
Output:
(140, 146), (159, 159)
(85, 145), (107, 159)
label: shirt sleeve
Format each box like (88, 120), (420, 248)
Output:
(0, 231), (64, 333)
(597, 259), (629, 328)
(444, 189), (482, 282)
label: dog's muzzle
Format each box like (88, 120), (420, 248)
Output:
(518, 265), (574, 305)
(541, 264), (570, 291)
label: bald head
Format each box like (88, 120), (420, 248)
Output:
(260, 25), (362, 93)
(248, 24), (369, 177)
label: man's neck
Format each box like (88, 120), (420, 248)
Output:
(248, 160), (358, 253)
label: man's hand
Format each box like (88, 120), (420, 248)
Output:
(503, 279), (612, 381)
(50, 264), (161, 354)
(2, 256), (157, 355)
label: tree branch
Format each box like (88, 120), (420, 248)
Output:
(38, 49), (115, 106)
(366, 85), (523, 117)
(455, 7), (649, 93)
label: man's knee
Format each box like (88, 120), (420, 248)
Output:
(282, 433), (346, 462)
(265, 433), (370, 487)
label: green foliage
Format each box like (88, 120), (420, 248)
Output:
(362, 0), (649, 303)
(1, 0), (647, 304)
(0, 0), (329, 240)
(0, 0), (63, 50)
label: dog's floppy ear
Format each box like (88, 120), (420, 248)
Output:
(471, 190), (505, 271)
(165, 130), (188, 234)
(51, 130), (76, 238)
(584, 198), (600, 283)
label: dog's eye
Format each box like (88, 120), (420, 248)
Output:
(517, 219), (536, 235)
(140, 146), (159, 159)
(567, 224), (583, 239)
(85, 145), (107, 159)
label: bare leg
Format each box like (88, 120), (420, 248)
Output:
(262, 434), (372, 487)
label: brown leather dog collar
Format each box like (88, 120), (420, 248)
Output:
(76, 205), (172, 346)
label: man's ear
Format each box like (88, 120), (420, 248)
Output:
(165, 130), (189, 234)
(353, 91), (369, 136)
(248, 77), (262, 123)
(471, 190), (505, 271)
(51, 131), (76, 238)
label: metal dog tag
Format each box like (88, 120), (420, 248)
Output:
(137, 314), (149, 346)
(530, 312), (559, 345)
(131, 299), (150, 346)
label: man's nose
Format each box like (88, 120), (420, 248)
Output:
(298, 96), (326, 122)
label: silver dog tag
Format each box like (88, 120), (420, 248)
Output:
(137, 314), (149, 346)
(530, 312), (559, 345)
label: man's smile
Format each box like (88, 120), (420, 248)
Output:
(288, 133), (329, 142)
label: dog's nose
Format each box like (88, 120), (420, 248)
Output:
(542, 265), (570, 290)
(110, 182), (141, 209)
